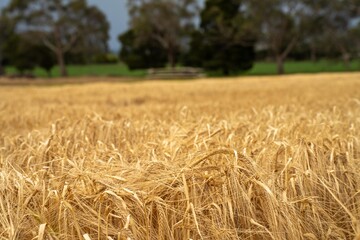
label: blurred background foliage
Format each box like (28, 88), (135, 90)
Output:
(0, 0), (359, 78)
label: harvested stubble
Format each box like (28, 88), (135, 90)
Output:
(0, 73), (360, 240)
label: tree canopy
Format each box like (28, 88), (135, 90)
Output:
(3, 31), (56, 75)
(0, 12), (16, 76)
(125, 0), (198, 68)
(184, 0), (256, 75)
(5, 0), (110, 76)
(119, 29), (167, 70)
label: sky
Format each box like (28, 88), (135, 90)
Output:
(0, 0), (130, 52)
(87, 0), (128, 52)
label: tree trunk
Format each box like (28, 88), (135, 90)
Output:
(273, 36), (297, 75)
(56, 49), (68, 77)
(338, 45), (350, 70)
(167, 48), (175, 69)
(310, 45), (317, 62)
(342, 53), (350, 70)
(53, 26), (68, 77)
(276, 56), (285, 75)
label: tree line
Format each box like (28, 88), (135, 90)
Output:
(120, 0), (360, 75)
(0, 0), (111, 77)
(1, 0), (359, 77)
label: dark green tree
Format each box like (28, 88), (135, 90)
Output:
(32, 44), (57, 77)
(0, 12), (16, 76)
(119, 30), (167, 70)
(185, 0), (255, 75)
(3, 31), (56, 76)
(350, 22), (360, 63)
(3, 34), (36, 74)
(126, 0), (198, 68)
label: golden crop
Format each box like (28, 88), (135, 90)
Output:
(1, 73), (360, 239)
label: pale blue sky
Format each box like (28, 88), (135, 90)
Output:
(87, 0), (128, 51)
(0, 0), (129, 52)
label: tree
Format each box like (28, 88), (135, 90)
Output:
(246, 0), (303, 74)
(126, 0), (198, 68)
(3, 34), (36, 74)
(302, 0), (360, 67)
(3, 31), (56, 76)
(0, 12), (15, 76)
(6, 0), (109, 77)
(185, 0), (256, 75)
(119, 30), (167, 70)
(69, 5), (110, 64)
(32, 44), (57, 77)
(349, 22), (360, 62)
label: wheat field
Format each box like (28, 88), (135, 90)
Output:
(1, 73), (360, 240)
